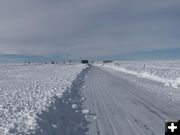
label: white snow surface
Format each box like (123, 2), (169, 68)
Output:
(95, 61), (180, 88)
(81, 109), (89, 114)
(0, 64), (87, 135)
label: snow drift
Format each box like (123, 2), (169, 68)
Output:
(96, 61), (180, 89)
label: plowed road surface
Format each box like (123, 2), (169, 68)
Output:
(82, 66), (180, 135)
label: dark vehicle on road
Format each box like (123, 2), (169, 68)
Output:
(81, 60), (89, 64)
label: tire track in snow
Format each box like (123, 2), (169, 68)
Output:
(82, 66), (180, 135)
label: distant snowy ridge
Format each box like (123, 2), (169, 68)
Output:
(0, 64), (88, 135)
(96, 62), (180, 89)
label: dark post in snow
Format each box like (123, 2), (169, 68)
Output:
(69, 60), (71, 65)
(51, 61), (55, 64)
(143, 64), (145, 69)
(24, 60), (27, 65)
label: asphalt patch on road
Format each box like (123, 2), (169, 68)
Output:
(35, 66), (90, 135)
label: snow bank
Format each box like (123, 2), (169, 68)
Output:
(0, 64), (88, 135)
(96, 61), (180, 89)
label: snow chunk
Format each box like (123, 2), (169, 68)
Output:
(72, 104), (78, 109)
(82, 109), (89, 114)
(172, 77), (180, 88)
(52, 124), (57, 128)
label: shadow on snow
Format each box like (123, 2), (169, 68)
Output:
(35, 68), (90, 135)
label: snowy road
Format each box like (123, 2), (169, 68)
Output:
(82, 66), (180, 135)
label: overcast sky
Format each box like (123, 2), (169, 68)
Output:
(0, 0), (180, 62)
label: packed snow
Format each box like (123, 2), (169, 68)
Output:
(95, 61), (180, 88)
(0, 64), (87, 135)
(82, 65), (180, 135)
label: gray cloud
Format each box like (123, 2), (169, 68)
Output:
(0, 0), (179, 59)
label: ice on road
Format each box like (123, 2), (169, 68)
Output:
(82, 66), (180, 135)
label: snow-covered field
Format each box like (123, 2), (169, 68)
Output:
(95, 61), (180, 88)
(0, 64), (87, 135)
